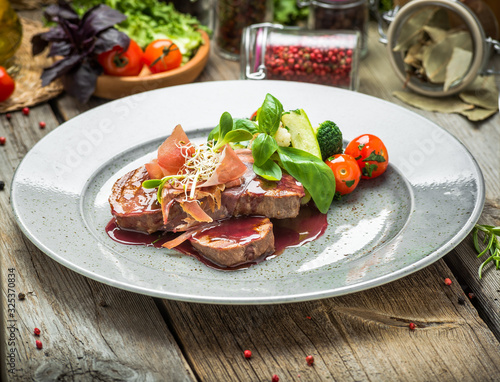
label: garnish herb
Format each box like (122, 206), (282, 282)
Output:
(363, 150), (386, 163)
(344, 180), (355, 187)
(472, 224), (500, 279)
(362, 163), (378, 178)
(277, 146), (335, 213)
(209, 93), (336, 213)
(358, 144), (365, 150)
(32, 0), (129, 103)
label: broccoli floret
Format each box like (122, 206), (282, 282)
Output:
(316, 120), (343, 160)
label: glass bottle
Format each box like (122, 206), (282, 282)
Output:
(215, 0), (273, 60)
(241, 23), (361, 90)
(0, 0), (22, 67)
(297, 0), (369, 58)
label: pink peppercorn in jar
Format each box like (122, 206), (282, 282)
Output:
(241, 23), (361, 90)
(298, 0), (369, 58)
(215, 0), (273, 60)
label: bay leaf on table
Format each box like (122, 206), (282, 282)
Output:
(459, 75), (499, 110)
(459, 107), (498, 121)
(393, 6), (441, 52)
(422, 30), (472, 83)
(393, 90), (474, 113)
(444, 47), (473, 91)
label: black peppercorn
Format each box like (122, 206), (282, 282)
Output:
(0, 180), (5, 191)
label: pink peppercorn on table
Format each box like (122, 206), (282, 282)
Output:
(1, 14), (500, 381)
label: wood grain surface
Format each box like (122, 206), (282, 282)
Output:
(1, 20), (499, 381)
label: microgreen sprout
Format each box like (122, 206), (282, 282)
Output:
(472, 224), (500, 279)
(142, 140), (222, 203)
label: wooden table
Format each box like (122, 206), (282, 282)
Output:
(1, 22), (500, 381)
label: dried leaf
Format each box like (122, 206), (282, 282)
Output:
(393, 91), (474, 113)
(422, 25), (448, 43)
(444, 47), (473, 91)
(393, 6), (441, 52)
(403, 42), (423, 68)
(459, 75), (499, 110)
(459, 108), (497, 121)
(422, 31), (472, 83)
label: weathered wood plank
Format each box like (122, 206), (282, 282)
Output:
(1, 103), (195, 381)
(161, 260), (500, 382)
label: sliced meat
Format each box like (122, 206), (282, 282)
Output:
(189, 217), (275, 267)
(109, 166), (163, 234)
(234, 174), (305, 218)
(109, 151), (305, 233)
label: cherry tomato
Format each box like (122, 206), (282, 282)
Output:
(97, 39), (144, 76)
(250, 110), (258, 121)
(325, 154), (361, 195)
(345, 134), (389, 179)
(0, 67), (15, 102)
(143, 39), (182, 74)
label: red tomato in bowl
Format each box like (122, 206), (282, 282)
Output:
(325, 154), (361, 195)
(97, 39), (144, 76)
(345, 134), (388, 179)
(0, 67), (15, 102)
(143, 39), (182, 74)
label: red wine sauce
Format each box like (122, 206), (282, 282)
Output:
(106, 205), (327, 271)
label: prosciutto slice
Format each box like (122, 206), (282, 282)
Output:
(199, 145), (248, 188)
(157, 124), (195, 176)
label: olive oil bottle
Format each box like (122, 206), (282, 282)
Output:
(0, 0), (22, 66)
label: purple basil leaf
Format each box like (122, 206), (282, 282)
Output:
(44, 0), (79, 24)
(41, 54), (83, 86)
(81, 5), (127, 38)
(61, 59), (102, 103)
(31, 34), (50, 56)
(48, 41), (73, 57)
(94, 28), (130, 54)
(31, 26), (67, 55)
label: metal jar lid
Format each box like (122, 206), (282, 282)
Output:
(383, 0), (499, 97)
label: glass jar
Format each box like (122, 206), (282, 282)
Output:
(241, 23), (361, 90)
(0, 0), (22, 66)
(383, 0), (500, 97)
(297, 0), (369, 58)
(215, 0), (273, 60)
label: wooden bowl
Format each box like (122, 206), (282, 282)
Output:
(93, 30), (210, 100)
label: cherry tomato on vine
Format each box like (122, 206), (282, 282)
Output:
(143, 39), (182, 74)
(325, 154), (361, 195)
(97, 40), (144, 77)
(345, 134), (388, 179)
(0, 66), (15, 102)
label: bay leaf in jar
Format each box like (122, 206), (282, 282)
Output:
(444, 47), (473, 91)
(393, 6), (448, 52)
(421, 30), (472, 83)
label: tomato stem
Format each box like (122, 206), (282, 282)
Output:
(150, 44), (179, 68)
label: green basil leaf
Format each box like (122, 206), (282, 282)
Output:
(253, 159), (282, 181)
(234, 118), (259, 134)
(258, 93), (283, 136)
(142, 179), (162, 189)
(252, 133), (278, 167)
(277, 146), (335, 214)
(363, 150), (386, 163)
(214, 129), (253, 151)
(223, 129), (254, 144)
(219, 111), (233, 140)
(207, 124), (219, 142)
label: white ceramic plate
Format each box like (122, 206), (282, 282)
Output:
(11, 81), (484, 304)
